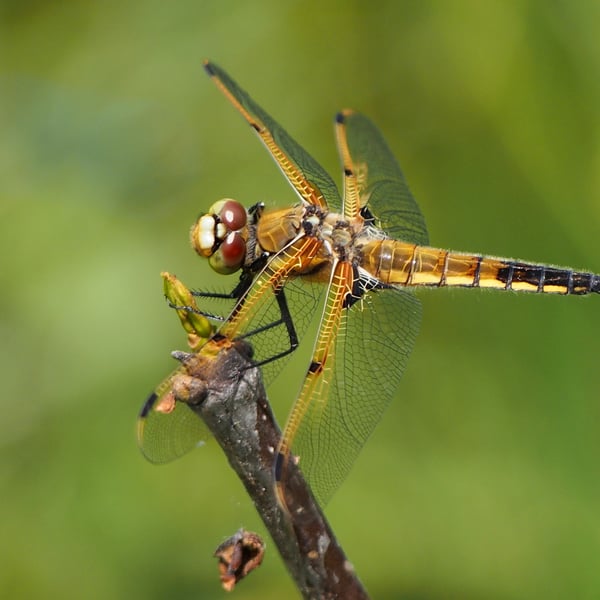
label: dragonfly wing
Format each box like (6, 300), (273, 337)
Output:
(137, 367), (212, 464)
(205, 61), (342, 212)
(279, 268), (422, 507)
(335, 110), (429, 245)
(139, 238), (326, 464)
(219, 236), (327, 385)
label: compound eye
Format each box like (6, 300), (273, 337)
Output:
(219, 200), (247, 231)
(191, 214), (218, 257)
(207, 199), (247, 231)
(208, 232), (246, 274)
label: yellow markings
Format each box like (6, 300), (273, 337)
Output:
(410, 271), (443, 285)
(444, 254), (479, 285)
(205, 62), (327, 209)
(510, 280), (540, 292)
(334, 110), (362, 220)
(477, 259), (505, 288)
(359, 243), (572, 291)
(472, 277), (497, 287)
(543, 284), (568, 294)
(221, 237), (322, 340)
(409, 248), (447, 285)
(443, 274), (477, 286)
(277, 261), (352, 468)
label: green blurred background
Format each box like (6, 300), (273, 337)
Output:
(2, 1), (600, 598)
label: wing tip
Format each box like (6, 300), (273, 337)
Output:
(203, 59), (216, 77)
(139, 391), (158, 418)
(335, 109), (355, 124)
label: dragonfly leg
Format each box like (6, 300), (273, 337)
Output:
(185, 278), (300, 369)
(181, 272), (257, 321)
(191, 289), (238, 300)
(239, 287), (300, 368)
(191, 269), (257, 301)
(166, 300), (227, 323)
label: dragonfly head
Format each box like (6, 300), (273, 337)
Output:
(191, 199), (248, 274)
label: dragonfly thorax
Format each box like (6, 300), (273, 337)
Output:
(257, 203), (369, 266)
(194, 195), (392, 284)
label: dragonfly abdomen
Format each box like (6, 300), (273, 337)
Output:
(361, 240), (600, 295)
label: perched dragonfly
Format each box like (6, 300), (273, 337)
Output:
(139, 61), (600, 508)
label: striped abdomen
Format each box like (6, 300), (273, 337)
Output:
(360, 240), (600, 295)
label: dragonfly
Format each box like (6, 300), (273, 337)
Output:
(138, 60), (600, 508)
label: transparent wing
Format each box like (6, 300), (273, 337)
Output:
(335, 110), (429, 245)
(137, 370), (211, 464)
(138, 274), (218, 464)
(219, 237), (327, 385)
(280, 277), (422, 507)
(205, 61), (342, 212)
(139, 243), (329, 465)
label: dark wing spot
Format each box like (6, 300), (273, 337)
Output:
(308, 361), (323, 375)
(139, 392), (158, 418)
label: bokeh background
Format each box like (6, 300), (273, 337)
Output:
(2, 1), (600, 598)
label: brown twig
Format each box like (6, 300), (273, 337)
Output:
(173, 340), (369, 599)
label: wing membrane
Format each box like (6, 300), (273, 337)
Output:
(219, 236), (326, 382)
(204, 61), (342, 212)
(138, 372), (210, 464)
(281, 278), (422, 507)
(335, 110), (429, 245)
(141, 67), (428, 501)
(139, 261), (327, 464)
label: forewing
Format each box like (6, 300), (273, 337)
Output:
(139, 237), (326, 466)
(335, 110), (429, 245)
(205, 61), (342, 212)
(219, 236), (327, 385)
